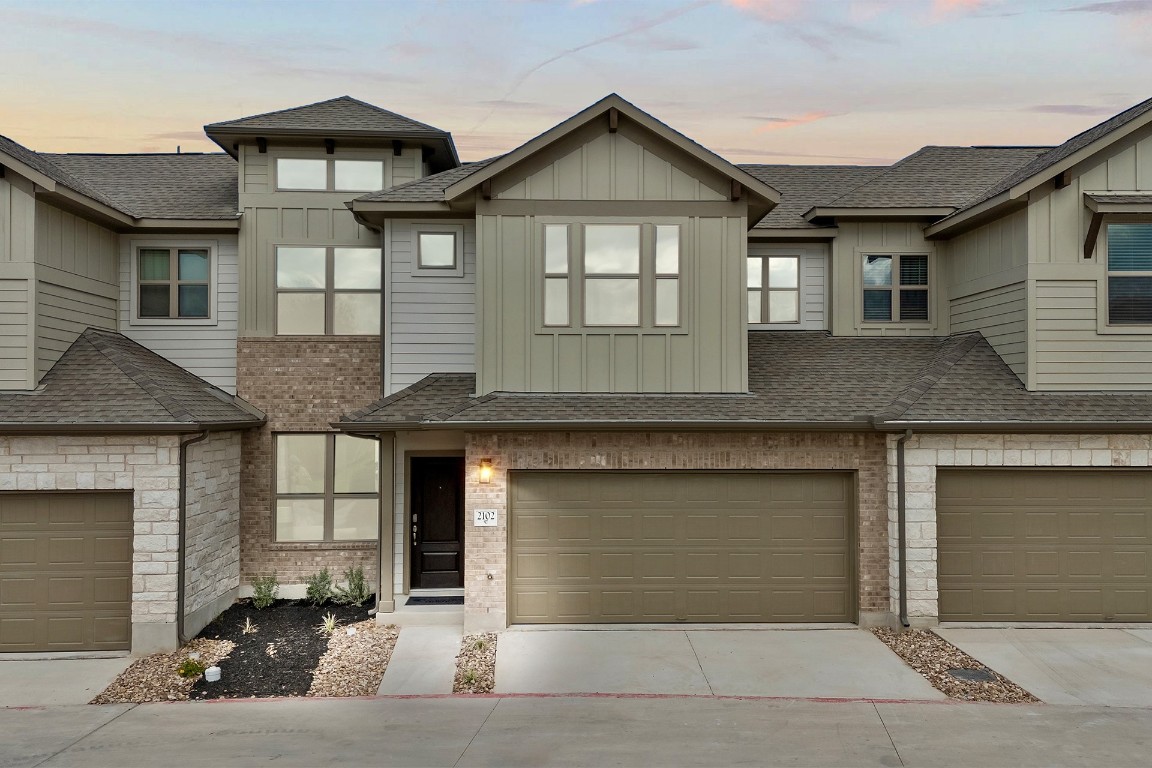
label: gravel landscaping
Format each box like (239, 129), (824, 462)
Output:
(872, 628), (1039, 703)
(90, 638), (234, 704)
(453, 632), (498, 694)
(307, 620), (400, 697)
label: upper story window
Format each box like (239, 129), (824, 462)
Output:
(275, 246), (381, 335)
(275, 433), (379, 542)
(862, 253), (929, 322)
(275, 158), (385, 192)
(747, 255), (799, 324)
(543, 223), (681, 328)
(134, 245), (212, 321)
(1107, 223), (1152, 324)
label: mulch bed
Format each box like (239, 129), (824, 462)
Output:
(189, 598), (373, 699)
(872, 628), (1039, 703)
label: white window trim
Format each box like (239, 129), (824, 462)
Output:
(412, 223), (465, 277)
(128, 240), (219, 327)
(856, 248), (934, 326)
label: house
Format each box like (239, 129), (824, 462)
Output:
(3, 94), (1151, 654)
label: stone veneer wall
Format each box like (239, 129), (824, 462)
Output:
(888, 433), (1152, 622)
(465, 431), (890, 629)
(183, 431), (243, 636)
(236, 337), (381, 589)
(0, 434), (182, 652)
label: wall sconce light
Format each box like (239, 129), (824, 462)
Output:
(478, 458), (494, 484)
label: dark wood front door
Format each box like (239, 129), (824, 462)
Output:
(410, 457), (465, 589)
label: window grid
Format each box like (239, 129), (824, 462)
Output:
(747, 255), (800, 324)
(275, 246), (381, 335)
(137, 247), (210, 319)
(584, 224), (641, 327)
(543, 224), (570, 327)
(275, 158), (386, 192)
(274, 433), (380, 543)
(862, 253), (929, 323)
(1107, 224), (1152, 325)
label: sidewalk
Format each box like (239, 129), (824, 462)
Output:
(4, 695), (1152, 768)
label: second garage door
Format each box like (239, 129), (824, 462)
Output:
(509, 471), (854, 623)
(938, 469), (1152, 621)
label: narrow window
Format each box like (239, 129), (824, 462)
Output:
(654, 225), (680, 326)
(584, 224), (640, 326)
(137, 247), (210, 319)
(1107, 223), (1152, 324)
(862, 254), (928, 322)
(276, 246), (381, 335)
(543, 224), (570, 326)
(747, 255), (799, 324)
(275, 434), (379, 542)
(276, 158), (327, 190)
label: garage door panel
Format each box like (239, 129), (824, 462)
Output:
(938, 470), (1151, 621)
(510, 472), (853, 623)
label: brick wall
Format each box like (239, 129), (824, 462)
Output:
(236, 337), (381, 588)
(184, 431), (242, 617)
(887, 432), (1152, 622)
(464, 431), (890, 627)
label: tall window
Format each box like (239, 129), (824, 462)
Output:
(654, 225), (680, 326)
(543, 225), (570, 326)
(275, 434), (380, 542)
(137, 247), (210, 319)
(1107, 223), (1152, 324)
(862, 254), (929, 322)
(276, 246), (381, 335)
(275, 158), (385, 192)
(748, 255), (799, 324)
(584, 224), (641, 326)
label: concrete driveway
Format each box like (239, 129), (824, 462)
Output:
(0, 655), (131, 708)
(937, 628), (1152, 708)
(495, 629), (945, 700)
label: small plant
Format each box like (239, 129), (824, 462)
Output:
(332, 566), (371, 607)
(251, 574), (279, 609)
(305, 568), (333, 606)
(242, 617), (257, 635)
(460, 668), (478, 687)
(473, 638), (487, 652)
(317, 612), (338, 636)
(176, 657), (206, 679)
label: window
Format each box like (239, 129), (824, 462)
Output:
(275, 434), (379, 542)
(275, 158), (385, 192)
(137, 247), (210, 319)
(1107, 224), (1152, 324)
(748, 255), (799, 324)
(276, 246), (381, 335)
(543, 222), (680, 328)
(418, 232), (457, 269)
(862, 253), (929, 322)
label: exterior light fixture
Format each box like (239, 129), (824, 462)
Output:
(478, 458), (494, 484)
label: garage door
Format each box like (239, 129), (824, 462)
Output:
(938, 470), (1151, 621)
(509, 471), (853, 623)
(0, 493), (132, 651)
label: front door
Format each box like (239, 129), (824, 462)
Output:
(410, 457), (465, 589)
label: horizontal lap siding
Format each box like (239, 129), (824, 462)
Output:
(35, 280), (116, 376)
(387, 220), (476, 393)
(950, 282), (1027, 377)
(0, 279), (31, 388)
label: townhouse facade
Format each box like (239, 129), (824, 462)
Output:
(2, 94), (1151, 653)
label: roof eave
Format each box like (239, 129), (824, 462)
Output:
(749, 227), (839, 240)
(876, 419), (1152, 433)
(204, 127), (459, 167)
(923, 193), (1024, 238)
(804, 206), (955, 223)
(0, 419), (263, 435)
(333, 418), (876, 432)
(1084, 194), (1152, 214)
(133, 217), (241, 231)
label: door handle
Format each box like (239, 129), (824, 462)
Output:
(412, 524), (418, 545)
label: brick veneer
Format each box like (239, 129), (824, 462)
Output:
(236, 337), (382, 588)
(887, 432), (1152, 622)
(464, 430), (891, 628)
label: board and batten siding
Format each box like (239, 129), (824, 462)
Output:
(747, 240), (828, 330)
(118, 234), (240, 393)
(386, 220), (475, 394)
(1027, 128), (1152, 390)
(830, 221), (946, 337)
(0, 175), (37, 388)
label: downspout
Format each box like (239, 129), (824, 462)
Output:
(896, 429), (913, 628)
(177, 430), (210, 644)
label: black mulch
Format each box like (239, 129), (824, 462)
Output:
(189, 597), (373, 699)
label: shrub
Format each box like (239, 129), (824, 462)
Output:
(305, 568), (333, 606)
(332, 566), (371, 607)
(317, 612), (338, 636)
(176, 657), (206, 679)
(251, 574), (279, 609)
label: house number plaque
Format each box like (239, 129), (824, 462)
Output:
(474, 508), (498, 527)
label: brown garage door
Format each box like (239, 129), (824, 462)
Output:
(509, 471), (854, 623)
(938, 469), (1152, 622)
(0, 493), (132, 651)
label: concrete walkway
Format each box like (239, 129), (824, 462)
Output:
(938, 627), (1152, 708)
(4, 697), (1152, 767)
(495, 629), (945, 700)
(377, 626), (463, 695)
(0, 655), (132, 708)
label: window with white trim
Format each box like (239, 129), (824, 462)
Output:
(274, 433), (379, 542)
(275, 246), (381, 335)
(136, 246), (211, 319)
(862, 253), (929, 322)
(275, 158), (385, 192)
(747, 255), (799, 324)
(1107, 223), (1152, 324)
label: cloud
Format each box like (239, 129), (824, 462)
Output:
(712, 145), (895, 164)
(932, 0), (987, 16)
(723, 0), (806, 22)
(1061, 0), (1152, 14)
(754, 111), (839, 132)
(1025, 104), (1124, 116)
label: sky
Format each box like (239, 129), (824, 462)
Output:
(2, 0), (1151, 165)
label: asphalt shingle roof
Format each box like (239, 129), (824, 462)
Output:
(45, 153), (238, 220)
(1085, 192), (1152, 205)
(818, 146), (1050, 210)
(204, 96), (449, 136)
(0, 135), (124, 210)
(740, 165), (886, 229)
(0, 329), (264, 429)
(355, 158), (500, 203)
